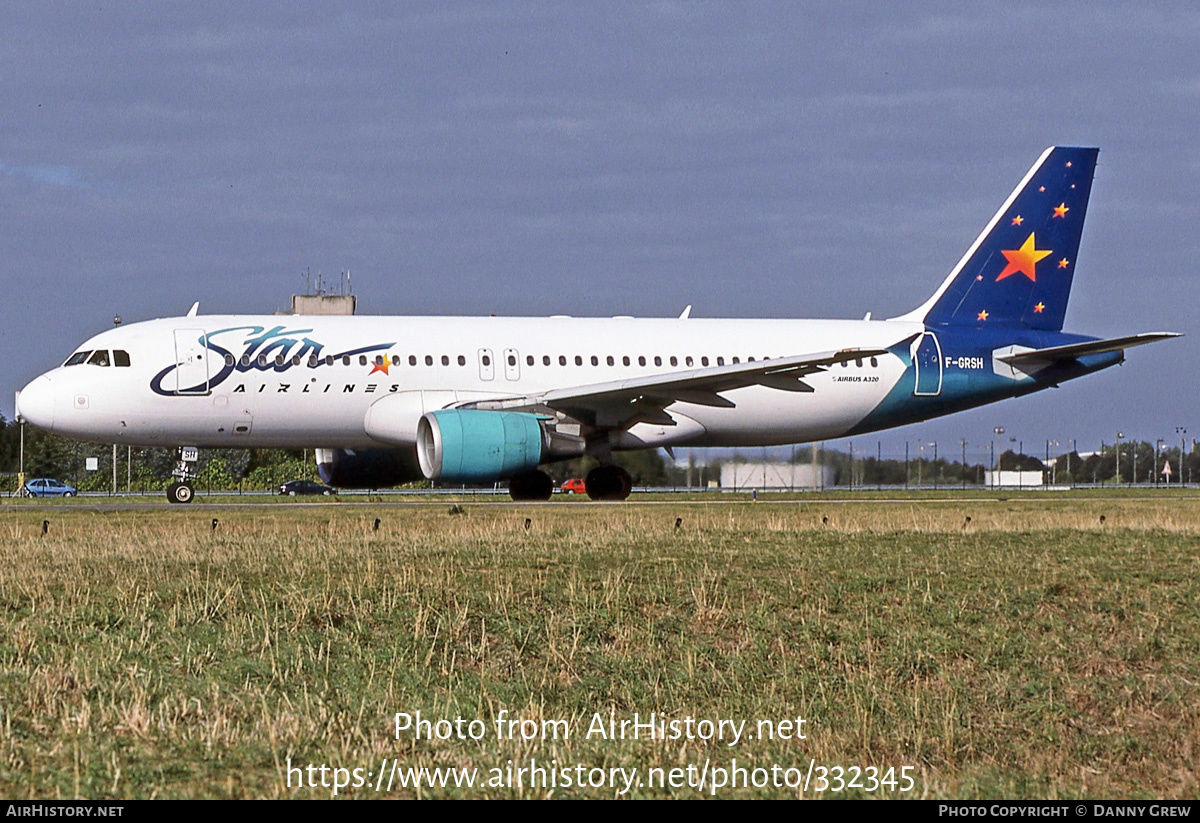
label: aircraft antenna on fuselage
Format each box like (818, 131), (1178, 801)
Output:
(186, 302), (199, 317)
(679, 305), (692, 319)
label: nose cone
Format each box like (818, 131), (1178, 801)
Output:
(16, 375), (56, 431)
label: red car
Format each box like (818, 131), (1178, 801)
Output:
(560, 478), (587, 494)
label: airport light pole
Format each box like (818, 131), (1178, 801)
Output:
(992, 426), (1005, 488)
(1115, 432), (1124, 485)
(960, 438), (967, 489)
(1178, 427), (1188, 488)
(931, 442), (938, 490)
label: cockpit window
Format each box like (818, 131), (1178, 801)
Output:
(87, 350), (111, 367)
(113, 350), (131, 367)
(64, 351), (92, 366)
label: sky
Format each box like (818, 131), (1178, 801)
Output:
(2, 3), (1197, 464)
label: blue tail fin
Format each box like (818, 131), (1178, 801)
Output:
(896, 146), (1098, 331)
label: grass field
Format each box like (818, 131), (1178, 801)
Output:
(1, 493), (1198, 798)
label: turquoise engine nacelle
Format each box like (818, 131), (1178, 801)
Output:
(416, 409), (545, 483)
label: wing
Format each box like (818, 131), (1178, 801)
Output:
(459, 343), (904, 430)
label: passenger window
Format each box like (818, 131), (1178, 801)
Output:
(590, 356), (598, 366)
(442, 355), (450, 366)
(526, 355), (534, 366)
(622, 356), (630, 366)
(481, 354), (491, 367)
(654, 356), (662, 366)
(458, 355), (466, 366)
(276, 355), (285, 366)
(716, 357), (724, 366)
(543, 355), (551, 366)
(685, 356), (694, 367)
(87, 350), (111, 367)
(638, 356), (646, 366)
(575, 356), (583, 366)
(670, 356), (678, 367)
(409, 355), (417, 366)
(732, 357), (740, 364)
(325, 355), (334, 366)
(225, 354), (235, 367)
(606, 355), (614, 366)
(359, 355), (367, 366)
(701, 356), (709, 367)
(114, 350), (131, 367)
(508, 354), (517, 367)
(559, 355), (566, 366)
(870, 357), (878, 367)
(342, 356), (350, 366)
(425, 355), (434, 366)
(392, 355), (401, 366)
(308, 356), (318, 368)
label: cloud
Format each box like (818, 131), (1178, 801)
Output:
(0, 161), (86, 188)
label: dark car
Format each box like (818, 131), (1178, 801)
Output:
(279, 479), (335, 496)
(560, 478), (587, 494)
(20, 478), (77, 498)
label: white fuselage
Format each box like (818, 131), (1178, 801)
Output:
(16, 314), (922, 451)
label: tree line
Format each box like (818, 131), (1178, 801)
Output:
(1, 415), (1195, 492)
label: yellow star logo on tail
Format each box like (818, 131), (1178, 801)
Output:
(997, 233), (1052, 282)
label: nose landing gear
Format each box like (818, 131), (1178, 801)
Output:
(167, 446), (199, 504)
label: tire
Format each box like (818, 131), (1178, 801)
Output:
(585, 466), (633, 501)
(63, 492), (74, 498)
(508, 470), (554, 501)
(167, 482), (195, 504)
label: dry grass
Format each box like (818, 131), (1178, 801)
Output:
(0, 494), (1198, 798)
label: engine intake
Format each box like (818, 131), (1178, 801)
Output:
(417, 409), (546, 483)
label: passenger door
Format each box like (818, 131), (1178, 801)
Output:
(913, 332), (943, 396)
(173, 329), (210, 394)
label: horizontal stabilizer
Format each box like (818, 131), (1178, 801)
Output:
(996, 332), (1181, 365)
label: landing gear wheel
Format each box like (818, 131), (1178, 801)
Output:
(167, 481), (195, 504)
(508, 470), (553, 501)
(585, 466), (633, 501)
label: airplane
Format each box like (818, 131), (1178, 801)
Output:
(14, 146), (1179, 503)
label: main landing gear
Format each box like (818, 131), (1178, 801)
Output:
(167, 446), (199, 504)
(508, 470), (554, 501)
(585, 465), (632, 501)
